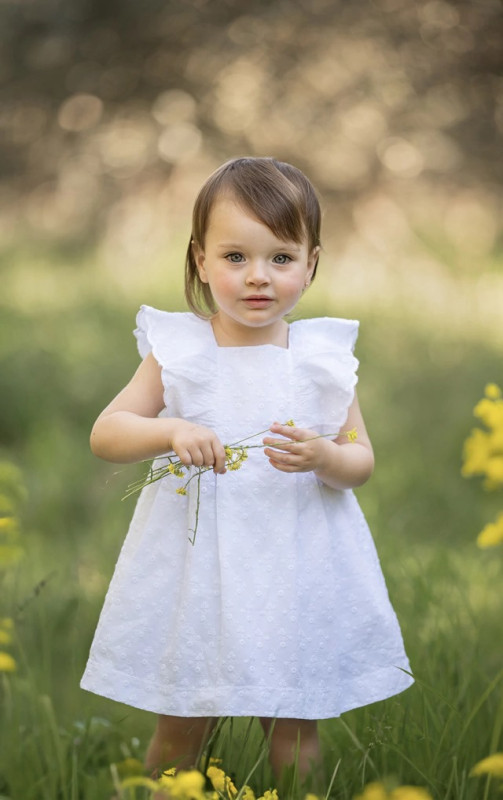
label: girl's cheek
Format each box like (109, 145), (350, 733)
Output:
(210, 272), (236, 294)
(284, 274), (309, 297)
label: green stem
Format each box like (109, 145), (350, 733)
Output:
(188, 470), (202, 546)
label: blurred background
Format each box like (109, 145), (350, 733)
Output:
(1, 0), (502, 331)
(0, 1), (502, 795)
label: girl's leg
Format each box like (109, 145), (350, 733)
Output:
(145, 714), (216, 773)
(259, 717), (322, 784)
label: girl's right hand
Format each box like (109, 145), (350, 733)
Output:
(168, 419), (227, 474)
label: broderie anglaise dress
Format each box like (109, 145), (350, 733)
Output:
(81, 306), (413, 718)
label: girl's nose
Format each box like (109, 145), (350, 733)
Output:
(245, 261), (271, 285)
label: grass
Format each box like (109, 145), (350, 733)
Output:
(0, 241), (502, 798)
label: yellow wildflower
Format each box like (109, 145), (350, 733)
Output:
(285, 419), (296, 427)
(390, 788), (433, 800)
(206, 765), (238, 798)
(168, 464), (185, 478)
(0, 652), (17, 672)
(354, 782), (433, 800)
(474, 398), (501, 429)
(485, 383), (502, 400)
(354, 783), (388, 800)
(176, 487), (187, 496)
(257, 791), (279, 800)
(304, 794), (321, 800)
(477, 512), (503, 548)
(206, 766), (227, 792)
(242, 787), (256, 800)
(470, 752), (503, 778)
(462, 428), (492, 477)
(346, 427), (358, 442)
(163, 767), (177, 776)
(159, 769), (206, 798)
(485, 456), (503, 489)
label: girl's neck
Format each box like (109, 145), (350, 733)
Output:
(210, 314), (289, 348)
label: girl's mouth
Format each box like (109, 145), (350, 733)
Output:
(242, 296), (273, 307)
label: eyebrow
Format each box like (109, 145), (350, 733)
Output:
(216, 242), (301, 251)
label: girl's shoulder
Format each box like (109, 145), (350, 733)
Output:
(134, 305), (211, 361)
(290, 316), (359, 353)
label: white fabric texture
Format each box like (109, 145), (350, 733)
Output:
(81, 306), (413, 719)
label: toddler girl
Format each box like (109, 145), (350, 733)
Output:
(81, 157), (413, 784)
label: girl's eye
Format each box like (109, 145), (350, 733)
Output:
(273, 254), (292, 265)
(226, 253), (244, 263)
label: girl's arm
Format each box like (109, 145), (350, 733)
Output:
(262, 392), (374, 490)
(90, 353), (227, 472)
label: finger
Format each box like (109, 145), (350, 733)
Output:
(262, 437), (297, 452)
(176, 447), (193, 467)
(188, 447), (207, 468)
(268, 423), (313, 442)
(268, 422), (297, 441)
(199, 442), (218, 467)
(213, 442), (227, 474)
(268, 457), (298, 473)
(264, 448), (302, 468)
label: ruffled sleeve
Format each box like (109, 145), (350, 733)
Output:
(290, 316), (360, 434)
(133, 305), (218, 427)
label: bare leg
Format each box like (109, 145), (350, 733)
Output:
(259, 717), (322, 786)
(145, 714), (216, 774)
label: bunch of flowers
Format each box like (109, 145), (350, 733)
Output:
(116, 762), (316, 799)
(461, 383), (503, 547)
(115, 762), (432, 800)
(124, 421), (358, 545)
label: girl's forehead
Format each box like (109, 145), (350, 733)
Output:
(207, 195), (257, 226)
(206, 202), (296, 244)
(204, 194), (305, 246)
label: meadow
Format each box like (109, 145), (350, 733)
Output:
(0, 239), (502, 800)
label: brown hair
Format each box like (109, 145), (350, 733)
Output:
(185, 156), (322, 317)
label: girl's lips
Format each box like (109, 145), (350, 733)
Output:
(243, 296), (273, 301)
(242, 297), (274, 308)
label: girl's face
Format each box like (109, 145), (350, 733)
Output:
(194, 197), (319, 346)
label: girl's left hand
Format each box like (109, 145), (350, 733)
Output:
(263, 422), (334, 474)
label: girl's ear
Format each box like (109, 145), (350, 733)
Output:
(192, 240), (208, 283)
(306, 245), (320, 282)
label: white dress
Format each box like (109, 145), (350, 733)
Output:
(81, 306), (413, 719)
